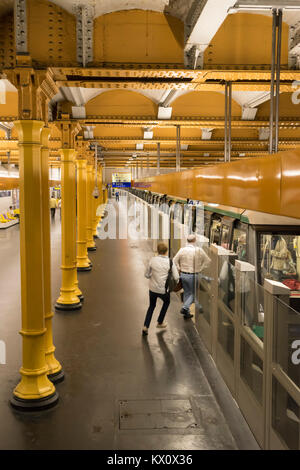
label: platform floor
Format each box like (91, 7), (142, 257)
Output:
(0, 199), (259, 450)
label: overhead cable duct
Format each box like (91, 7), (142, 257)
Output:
(176, 125), (181, 172)
(92, 142), (100, 199)
(269, 9), (283, 154)
(224, 81), (232, 162)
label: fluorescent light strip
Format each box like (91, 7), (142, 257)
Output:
(230, 5), (300, 11)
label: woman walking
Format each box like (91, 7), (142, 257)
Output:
(142, 242), (179, 336)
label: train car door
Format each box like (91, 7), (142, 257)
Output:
(231, 222), (249, 262)
(220, 216), (235, 250)
(204, 211), (213, 240)
(210, 214), (222, 245)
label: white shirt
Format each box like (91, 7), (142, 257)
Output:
(145, 255), (179, 294)
(173, 244), (211, 274)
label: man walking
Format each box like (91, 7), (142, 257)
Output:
(115, 191), (120, 202)
(174, 234), (210, 319)
(142, 242), (179, 336)
(50, 194), (57, 220)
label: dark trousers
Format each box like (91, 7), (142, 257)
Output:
(50, 208), (56, 219)
(144, 290), (170, 328)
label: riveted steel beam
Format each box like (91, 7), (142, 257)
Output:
(74, 5), (94, 67)
(14, 0), (27, 53)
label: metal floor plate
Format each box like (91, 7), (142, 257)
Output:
(119, 399), (196, 431)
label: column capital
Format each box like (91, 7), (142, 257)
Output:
(55, 120), (81, 149)
(75, 137), (90, 158)
(86, 162), (93, 173)
(76, 158), (87, 169)
(7, 69), (58, 121)
(14, 120), (45, 143)
(60, 148), (76, 163)
(41, 127), (51, 148)
(86, 150), (94, 165)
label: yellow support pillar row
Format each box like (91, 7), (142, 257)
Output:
(95, 167), (103, 228)
(55, 149), (82, 311)
(104, 188), (108, 205)
(92, 168), (99, 238)
(76, 158), (92, 271)
(11, 120), (58, 411)
(86, 163), (96, 251)
(41, 128), (64, 383)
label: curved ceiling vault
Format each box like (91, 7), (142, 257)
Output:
(38, 0), (171, 17)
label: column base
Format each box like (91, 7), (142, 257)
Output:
(10, 391), (59, 412)
(88, 246), (97, 251)
(77, 265), (92, 272)
(77, 294), (84, 302)
(55, 300), (82, 311)
(48, 369), (65, 384)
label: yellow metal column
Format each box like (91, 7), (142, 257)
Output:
(96, 167), (103, 225)
(55, 149), (82, 310)
(92, 167), (99, 238)
(76, 158), (92, 271)
(104, 187), (108, 204)
(41, 128), (64, 383)
(11, 120), (58, 411)
(86, 162), (96, 251)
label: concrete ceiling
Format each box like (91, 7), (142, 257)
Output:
(51, 87), (191, 107)
(1, 0), (300, 19)
(48, 0), (171, 16)
(1, 0), (300, 27)
(52, 87), (103, 106)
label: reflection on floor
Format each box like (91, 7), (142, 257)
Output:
(0, 200), (259, 450)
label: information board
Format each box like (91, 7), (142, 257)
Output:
(112, 172), (131, 188)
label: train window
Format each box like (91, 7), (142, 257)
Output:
(210, 217), (222, 245)
(192, 206), (197, 232)
(184, 205), (195, 234)
(259, 234), (300, 289)
(204, 212), (212, 238)
(221, 225), (230, 249)
(173, 203), (184, 224)
(232, 228), (247, 261)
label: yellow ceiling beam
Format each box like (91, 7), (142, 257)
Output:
(0, 138), (298, 149)
(46, 67), (300, 93)
(79, 118), (300, 128)
(50, 67), (300, 82)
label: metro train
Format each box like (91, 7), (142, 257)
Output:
(127, 187), (300, 310)
(125, 153), (300, 447)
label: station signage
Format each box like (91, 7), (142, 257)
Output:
(112, 172), (131, 188)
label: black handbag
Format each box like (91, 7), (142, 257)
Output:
(165, 259), (181, 293)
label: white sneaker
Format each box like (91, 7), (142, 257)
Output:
(157, 322), (167, 329)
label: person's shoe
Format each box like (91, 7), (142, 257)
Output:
(183, 313), (194, 319)
(180, 308), (189, 316)
(157, 322), (167, 329)
(142, 327), (148, 336)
